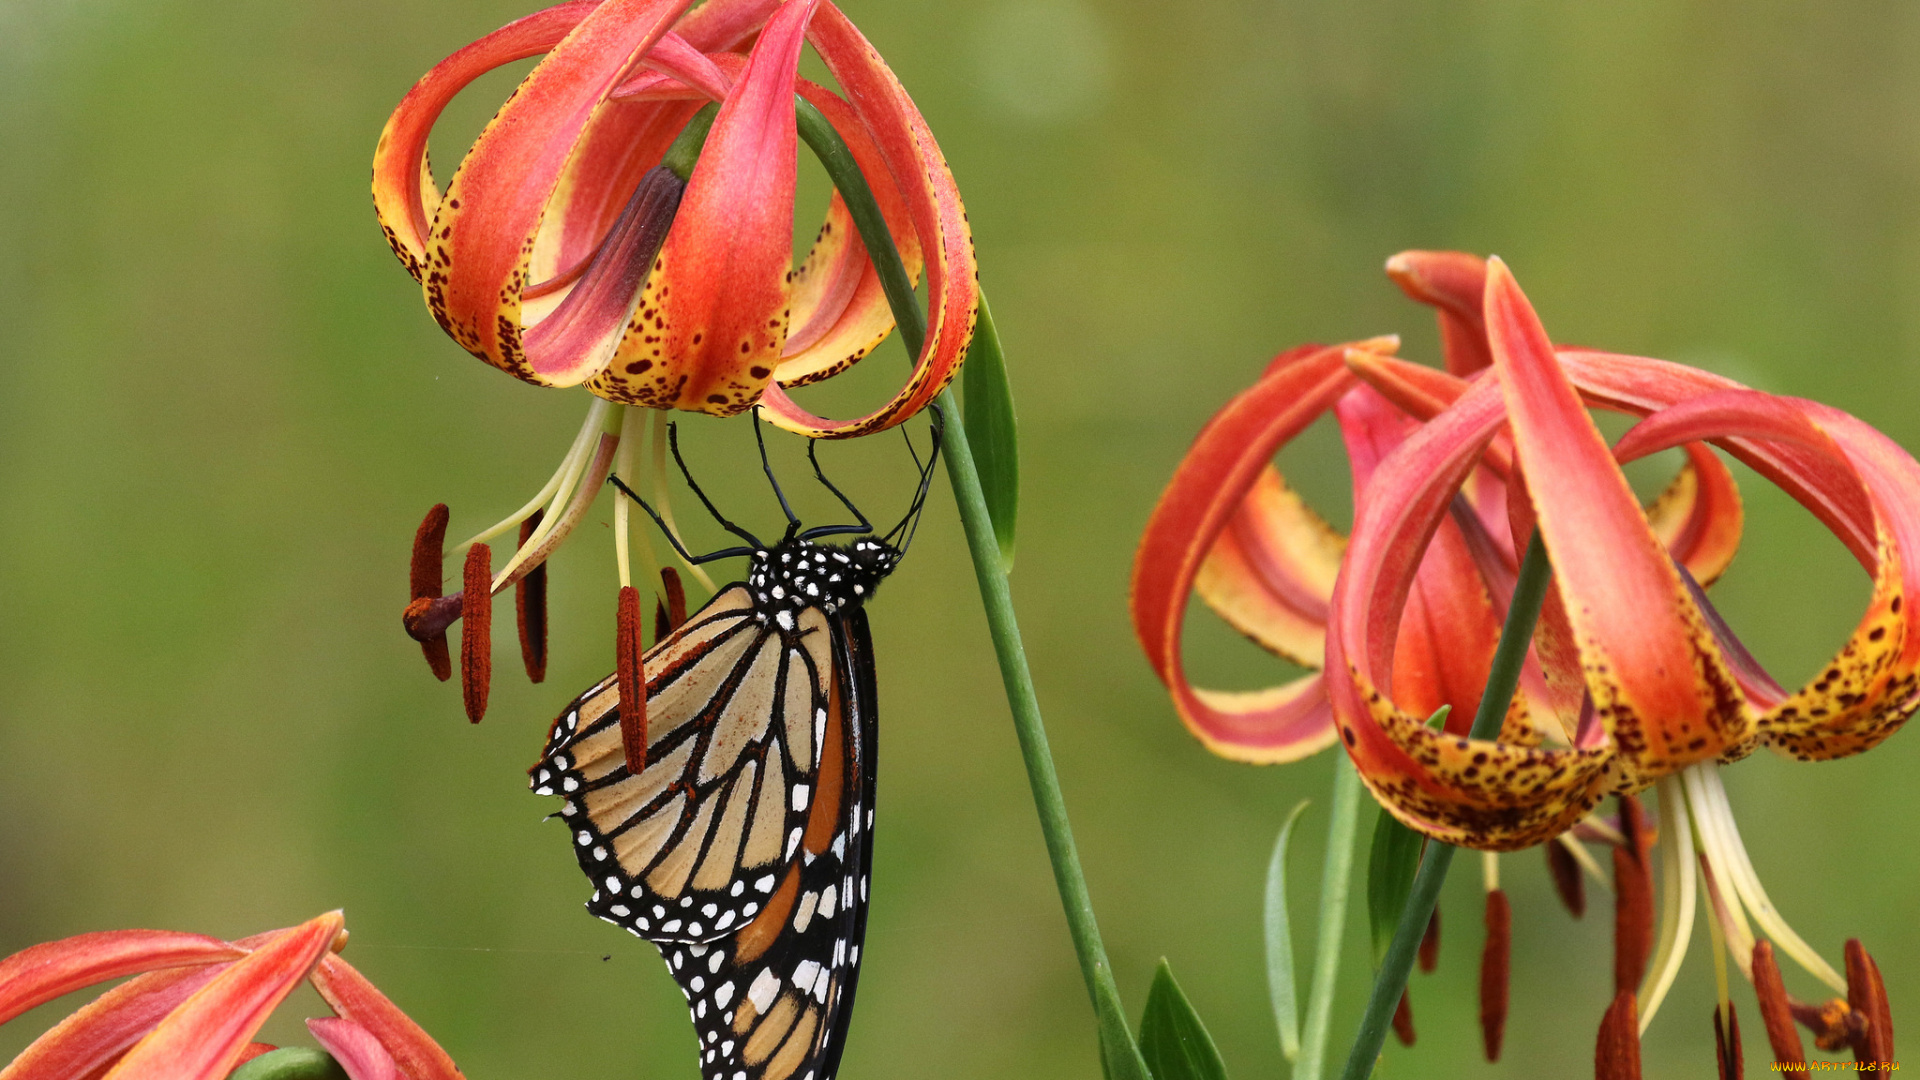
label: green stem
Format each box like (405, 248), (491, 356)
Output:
(796, 97), (1147, 1071)
(1337, 533), (1551, 1080)
(1295, 751), (1363, 1080)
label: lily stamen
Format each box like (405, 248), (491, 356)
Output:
(1639, 778), (1695, 1032)
(1686, 762), (1847, 993)
(455, 396), (615, 559)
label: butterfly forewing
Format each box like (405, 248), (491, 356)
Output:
(532, 585), (836, 944)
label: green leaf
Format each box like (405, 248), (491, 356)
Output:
(1265, 799), (1312, 1062)
(962, 295), (1019, 573)
(1139, 959), (1230, 1080)
(1097, 974), (1155, 1080)
(226, 1048), (350, 1080)
(1366, 806), (1424, 970)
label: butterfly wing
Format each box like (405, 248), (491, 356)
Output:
(532, 585), (838, 945)
(661, 606), (877, 1080)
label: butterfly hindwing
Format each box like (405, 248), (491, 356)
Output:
(661, 607), (877, 1080)
(532, 585), (837, 945)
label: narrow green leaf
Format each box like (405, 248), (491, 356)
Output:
(961, 295), (1019, 573)
(1097, 975), (1155, 1080)
(1265, 800), (1312, 1062)
(227, 1048), (351, 1080)
(1366, 806), (1423, 970)
(1139, 960), (1230, 1080)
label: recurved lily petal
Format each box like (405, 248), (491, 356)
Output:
(100, 912), (344, 1080)
(1347, 332), (1745, 588)
(1193, 467), (1345, 669)
(0, 931), (241, 1026)
(1325, 376), (1613, 848)
(775, 80), (924, 385)
(0, 965), (230, 1080)
(1132, 343), (1362, 762)
(371, 1), (598, 281)
(429, 0), (693, 386)
(1483, 260), (1752, 782)
(1617, 391), (1920, 761)
(1336, 386), (1512, 741)
(1385, 249), (1495, 376)
(310, 955), (462, 1080)
(756, 0), (979, 438)
(586, 0), (817, 412)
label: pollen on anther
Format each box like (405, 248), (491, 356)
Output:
(460, 543), (493, 722)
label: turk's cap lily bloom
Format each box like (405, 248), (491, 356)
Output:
(373, 0), (977, 438)
(0, 911), (460, 1080)
(1135, 250), (1911, 1068)
(1327, 255), (1920, 849)
(1130, 317), (1741, 767)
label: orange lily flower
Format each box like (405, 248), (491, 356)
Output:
(1330, 253), (1909, 1069)
(379, 0), (975, 720)
(1136, 250), (1909, 1070)
(0, 911), (460, 1080)
(372, 0), (975, 436)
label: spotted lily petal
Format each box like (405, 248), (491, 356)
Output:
(1324, 375), (1614, 848)
(100, 912), (344, 1080)
(1336, 386), (1510, 740)
(1484, 260), (1753, 783)
(1617, 391), (1920, 761)
(586, 0), (818, 411)
(756, 0), (979, 438)
(428, 0), (693, 386)
(371, 2), (598, 282)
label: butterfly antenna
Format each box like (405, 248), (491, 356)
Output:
(667, 422), (763, 549)
(608, 475), (755, 565)
(752, 411), (801, 538)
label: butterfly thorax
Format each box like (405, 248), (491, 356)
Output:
(747, 535), (900, 627)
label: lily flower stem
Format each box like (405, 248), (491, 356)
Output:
(1338, 532), (1552, 1080)
(796, 99), (1150, 1071)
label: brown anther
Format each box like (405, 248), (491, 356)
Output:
(1596, 989), (1642, 1080)
(1480, 888), (1511, 1062)
(1845, 939), (1894, 1063)
(1391, 989), (1415, 1047)
(617, 586), (649, 776)
(1613, 795), (1654, 995)
(460, 544), (492, 723)
(1714, 1002), (1744, 1080)
(661, 567), (687, 631)
(1418, 908), (1441, 973)
(1751, 941), (1806, 1065)
(1792, 997), (1866, 1052)
(516, 511), (548, 683)
(408, 503), (452, 681)
(1547, 837), (1587, 918)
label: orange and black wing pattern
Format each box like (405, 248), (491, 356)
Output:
(533, 538), (887, 1080)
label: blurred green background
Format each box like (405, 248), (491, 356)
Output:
(4, 0), (1919, 1076)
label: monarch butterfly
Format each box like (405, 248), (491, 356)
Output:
(530, 413), (940, 1080)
